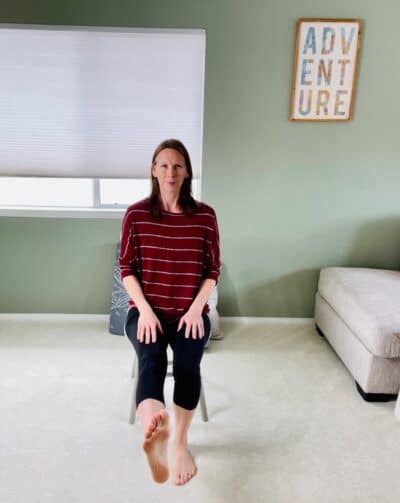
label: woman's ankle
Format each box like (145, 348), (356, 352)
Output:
(173, 438), (188, 449)
(138, 399), (165, 428)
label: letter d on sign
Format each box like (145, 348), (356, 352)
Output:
(321, 27), (335, 54)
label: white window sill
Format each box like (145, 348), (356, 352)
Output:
(0, 206), (126, 219)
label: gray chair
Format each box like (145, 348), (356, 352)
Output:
(124, 322), (209, 425)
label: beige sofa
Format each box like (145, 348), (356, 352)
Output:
(314, 267), (400, 406)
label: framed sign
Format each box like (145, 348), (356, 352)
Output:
(289, 18), (362, 121)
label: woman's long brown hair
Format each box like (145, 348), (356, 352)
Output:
(149, 139), (198, 219)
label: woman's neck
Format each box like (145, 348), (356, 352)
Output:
(159, 192), (182, 213)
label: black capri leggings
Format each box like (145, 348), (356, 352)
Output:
(125, 307), (211, 411)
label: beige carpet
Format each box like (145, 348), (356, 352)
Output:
(0, 316), (399, 503)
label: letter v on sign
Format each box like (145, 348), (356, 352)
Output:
(341, 26), (356, 55)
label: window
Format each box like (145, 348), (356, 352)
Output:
(0, 177), (200, 209)
(0, 25), (205, 217)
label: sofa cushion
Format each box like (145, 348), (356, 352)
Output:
(318, 267), (400, 358)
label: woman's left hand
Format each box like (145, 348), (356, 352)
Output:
(178, 307), (204, 339)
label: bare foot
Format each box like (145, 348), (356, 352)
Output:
(142, 409), (170, 483)
(171, 445), (197, 485)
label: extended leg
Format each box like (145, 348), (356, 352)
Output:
(125, 308), (170, 483)
(137, 398), (170, 484)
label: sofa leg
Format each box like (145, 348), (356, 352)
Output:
(356, 382), (398, 402)
(315, 324), (325, 338)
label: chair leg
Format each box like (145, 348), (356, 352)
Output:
(131, 353), (137, 378)
(199, 383), (208, 422)
(129, 356), (138, 424)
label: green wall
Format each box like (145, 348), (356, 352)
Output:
(1, 0), (400, 315)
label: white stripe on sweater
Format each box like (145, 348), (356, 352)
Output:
(140, 245), (203, 253)
(134, 221), (213, 231)
(146, 293), (193, 300)
(138, 233), (206, 241)
(151, 306), (186, 311)
(142, 257), (202, 265)
(141, 269), (201, 276)
(142, 280), (195, 288)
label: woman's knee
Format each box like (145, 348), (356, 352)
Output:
(172, 357), (200, 381)
(172, 368), (202, 410)
(138, 341), (168, 368)
(173, 334), (207, 372)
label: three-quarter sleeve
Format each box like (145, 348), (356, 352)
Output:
(119, 208), (139, 281)
(203, 209), (221, 284)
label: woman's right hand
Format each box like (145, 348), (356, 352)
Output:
(137, 305), (164, 344)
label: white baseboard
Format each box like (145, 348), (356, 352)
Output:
(220, 316), (313, 324)
(0, 313), (109, 322)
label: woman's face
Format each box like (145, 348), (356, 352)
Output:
(151, 148), (189, 196)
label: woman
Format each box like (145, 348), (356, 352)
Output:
(119, 139), (220, 486)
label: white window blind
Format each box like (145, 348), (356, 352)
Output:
(0, 25), (205, 179)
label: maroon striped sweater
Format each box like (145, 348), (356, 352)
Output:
(119, 198), (220, 322)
